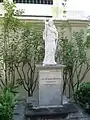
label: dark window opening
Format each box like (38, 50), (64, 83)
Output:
(0, 0), (3, 2)
(13, 0), (53, 4)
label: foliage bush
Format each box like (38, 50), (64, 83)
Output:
(74, 82), (90, 113)
(0, 87), (18, 120)
(0, 0), (44, 97)
(0, 0), (90, 98)
(58, 30), (90, 97)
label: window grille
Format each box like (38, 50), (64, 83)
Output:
(13, 0), (53, 4)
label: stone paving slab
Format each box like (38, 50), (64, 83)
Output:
(13, 101), (90, 120)
(25, 102), (77, 119)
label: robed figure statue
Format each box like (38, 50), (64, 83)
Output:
(43, 19), (58, 66)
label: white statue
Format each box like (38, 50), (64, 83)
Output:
(43, 19), (58, 66)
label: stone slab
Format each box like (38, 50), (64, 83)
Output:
(38, 66), (63, 106)
(25, 102), (90, 120)
(25, 102), (77, 119)
(13, 101), (25, 120)
(13, 100), (90, 120)
(36, 64), (65, 70)
(26, 96), (69, 108)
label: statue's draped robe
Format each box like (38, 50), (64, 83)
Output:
(43, 21), (58, 65)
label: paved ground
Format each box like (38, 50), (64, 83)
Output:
(13, 101), (90, 120)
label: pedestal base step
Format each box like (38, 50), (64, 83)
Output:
(25, 102), (77, 120)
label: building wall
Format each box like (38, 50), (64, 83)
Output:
(14, 19), (90, 99)
(0, 1), (88, 20)
(0, 0), (89, 100)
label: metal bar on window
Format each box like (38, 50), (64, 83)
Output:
(43, 0), (45, 4)
(40, 0), (41, 4)
(27, 0), (29, 3)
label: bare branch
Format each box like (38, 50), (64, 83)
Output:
(14, 63), (23, 80)
(80, 66), (90, 82)
(0, 78), (5, 87)
(74, 66), (90, 88)
(22, 62), (28, 85)
(23, 80), (28, 91)
(72, 60), (83, 78)
(0, 83), (3, 89)
(27, 61), (32, 72)
(12, 68), (15, 86)
(27, 65), (31, 84)
(32, 73), (38, 92)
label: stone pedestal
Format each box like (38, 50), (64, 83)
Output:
(36, 64), (65, 107)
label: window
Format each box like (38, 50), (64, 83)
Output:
(13, 0), (53, 4)
(0, 0), (3, 2)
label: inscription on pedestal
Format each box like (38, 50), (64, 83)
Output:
(39, 69), (63, 106)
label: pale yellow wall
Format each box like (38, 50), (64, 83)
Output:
(1, 19), (89, 99)
(17, 19), (90, 99)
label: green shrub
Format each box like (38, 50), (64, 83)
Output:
(74, 82), (90, 113)
(0, 87), (18, 120)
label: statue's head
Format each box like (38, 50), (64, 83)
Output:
(48, 19), (54, 27)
